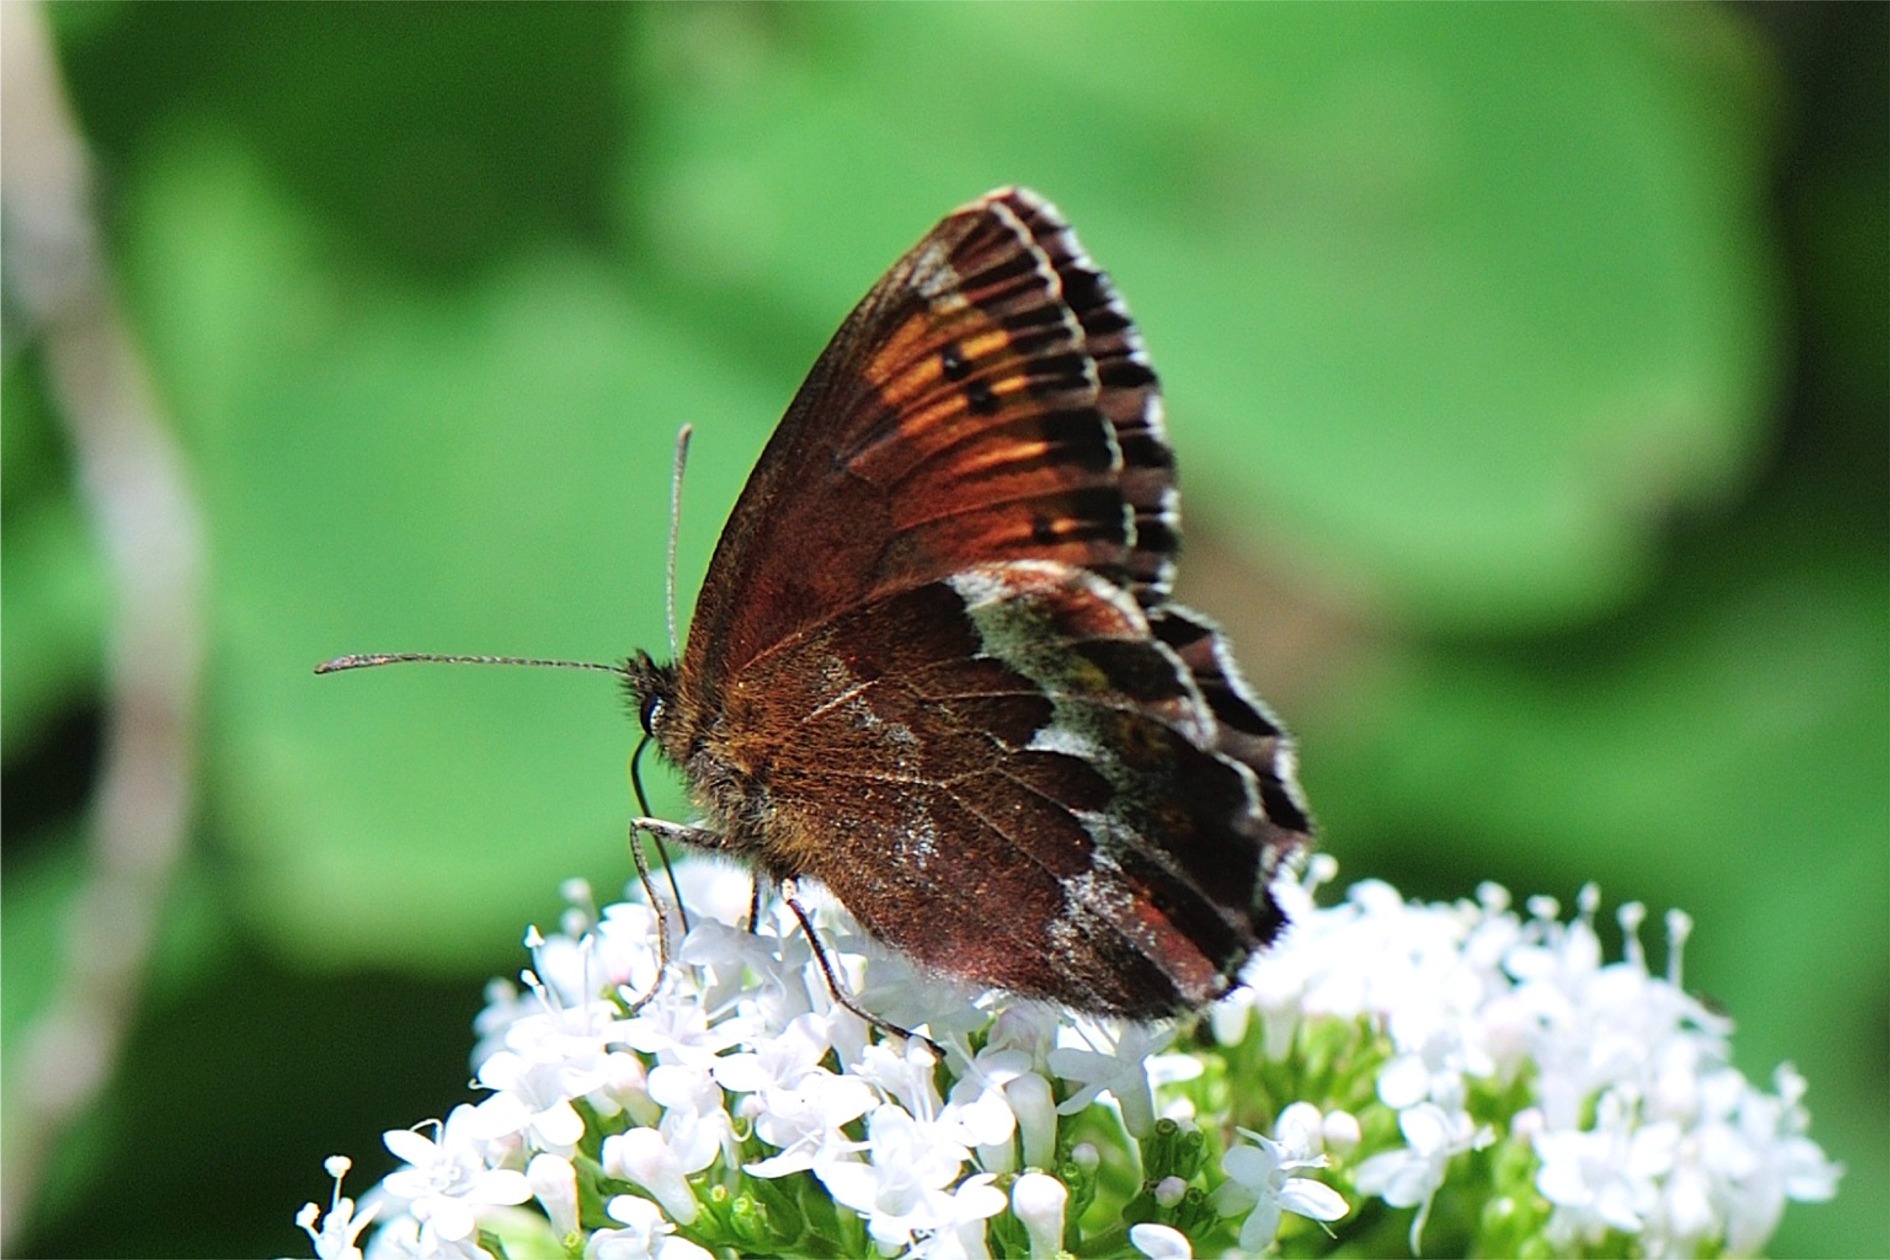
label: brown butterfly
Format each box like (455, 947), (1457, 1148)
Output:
(618, 187), (1314, 1017)
(322, 188), (1313, 1019)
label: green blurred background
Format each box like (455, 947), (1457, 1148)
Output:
(3, 3), (1882, 1255)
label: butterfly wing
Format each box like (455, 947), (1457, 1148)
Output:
(679, 187), (1178, 700)
(656, 187), (1312, 1015)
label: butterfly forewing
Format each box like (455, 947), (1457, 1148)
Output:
(679, 189), (1175, 692)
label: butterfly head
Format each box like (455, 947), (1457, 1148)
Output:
(624, 649), (680, 740)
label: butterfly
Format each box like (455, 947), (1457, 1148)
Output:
(622, 187), (1313, 1018)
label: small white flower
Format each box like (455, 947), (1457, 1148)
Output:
(711, 1011), (833, 1096)
(380, 1107), (532, 1245)
(681, 915), (809, 1026)
(817, 1104), (983, 1249)
(585, 1194), (714, 1260)
(1713, 1063), (1843, 1255)
(1009, 1171), (1067, 1260)
(741, 1066), (875, 1178)
(1211, 1108), (1348, 1251)
(527, 1152), (579, 1240)
(586, 1050), (658, 1126)
(853, 1036), (946, 1120)
(1002, 1071), (1059, 1171)
(1535, 1092), (1671, 1246)
(983, 1002), (1061, 1067)
(470, 1049), (595, 1154)
(1127, 1221), (1192, 1258)
(293, 1156), (377, 1260)
(601, 1128), (700, 1225)
(942, 1057), (1021, 1155)
(645, 1060), (733, 1173)
(1354, 1102), (1487, 1253)
(1376, 1022), (1475, 1114)
(616, 989), (740, 1072)
(905, 1173), (1007, 1260)
(1048, 1021), (1171, 1137)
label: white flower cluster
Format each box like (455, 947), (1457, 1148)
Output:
(1211, 866), (1842, 1256)
(294, 857), (1839, 1259)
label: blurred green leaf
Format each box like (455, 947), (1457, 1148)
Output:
(1317, 551), (1882, 902)
(54, 2), (627, 281)
(0, 484), (105, 762)
(0, 835), (88, 1099)
(0, 835), (232, 1231)
(0, 358), (106, 759)
(0, 834), (125, 1236)
(123, 132), (776, 966)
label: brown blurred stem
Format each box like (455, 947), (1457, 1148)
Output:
(2, 3), (207, 1247)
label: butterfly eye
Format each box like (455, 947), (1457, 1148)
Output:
(638, 692), (665, 734)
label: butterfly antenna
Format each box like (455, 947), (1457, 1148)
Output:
(665, 423), (693, 663)
(314, 652), (628, 677)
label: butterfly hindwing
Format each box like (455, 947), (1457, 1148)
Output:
(689, 561), (1293, 1015)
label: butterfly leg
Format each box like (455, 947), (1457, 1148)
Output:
(617, 819), (687, 1013)
(622, 816), (720, 1012)
(628, 817), (723, 848)
(745, 873), (764, 936)
(629, 816), (706, 935)
(779, 879), (942, 1055)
